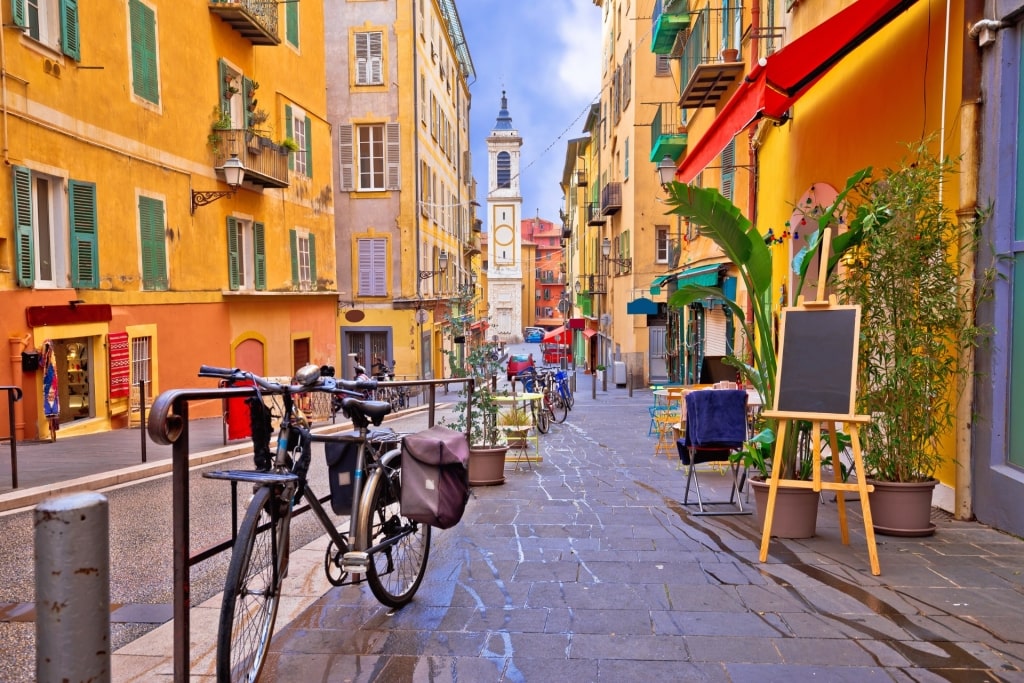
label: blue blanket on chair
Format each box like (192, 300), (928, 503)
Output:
(683, 389), (747, 448)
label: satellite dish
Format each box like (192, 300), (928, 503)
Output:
(344, 309), (365, 323)
(415, 309), (429, 324)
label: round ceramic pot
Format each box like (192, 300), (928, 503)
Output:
(750, 478), (820, 539)
(468, 446), (507, 486)
(867, 478), (938, 537)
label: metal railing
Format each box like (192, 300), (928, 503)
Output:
(0, 386), (23, 488)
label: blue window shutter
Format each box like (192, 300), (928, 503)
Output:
(227, 216), (239, 290)
(254, 221), (266, 290)
(69, 179), (98, 288)
(12, 165), (34, 286)
(60, 0), (80, 61)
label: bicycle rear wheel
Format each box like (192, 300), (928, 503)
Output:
(549, 392), (568, 423)
(358, 456), (431, 608)
(535, 403), (550, 434)
(563, 385), (575, 410)
(217, 485), (290, 683)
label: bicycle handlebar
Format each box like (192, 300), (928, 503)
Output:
(197, 364), (379, 394)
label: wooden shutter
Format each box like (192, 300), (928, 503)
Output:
(139, 196), (167, 290)
(218, 60), (231, 117)
(355, 33), (369, 84)
(357, 238), (387, 296)
(243, 75), (256, 130)
(227, 217), (240, 290)
(60, 0), (80, 61)
(11, 0), (26, 28)
(285, 104), (294, 171)
(308, 233), (317, 288)
(721, 139), (735, 201)
(369, 32), (382, 84)
(386, 122), (400, 190)
(254, 221), (266, 290)
(129, 0), (158, 104)
(12, 165), (34, 286)
(339, 125), (354, 191)
(289, 229), (299, 286)
(285, 0), (298, 46)
(69, 180), (98, 288)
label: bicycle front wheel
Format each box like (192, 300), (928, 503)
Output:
(358, 457), (431, 608)
(549, 392), (568, 423)
(217, 485), (290, 683)
(535, 404), (550, 434)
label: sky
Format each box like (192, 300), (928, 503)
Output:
(456, 1), (603, 230)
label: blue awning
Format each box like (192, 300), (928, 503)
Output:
(627, 297), (659, 315)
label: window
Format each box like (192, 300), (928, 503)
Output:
(355, 31), (383, 85)
(624, 137), (630, 180)
(12, 0), (79, 59)
(721, 139), (736, 201)
(290, 228), (316, 291)
(227, 217), (266, 291)
(340, 122), (401, 192)
(13, 166), (97, 289)
(656, 54), (672, 76)
(285, 0), (298, 48)
(286, 105), (312, 177)
(128, 0), (159, 104)
(656, 225), (669, 264)
(130, 335), (152, 399)
(497, 151), (511, 189)
(138, 196), (167, 290)
(357, 237), (387, 296)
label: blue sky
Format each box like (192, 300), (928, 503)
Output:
(457, 2), (602, 230)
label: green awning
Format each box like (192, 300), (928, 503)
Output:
(650, 264), (720, 295)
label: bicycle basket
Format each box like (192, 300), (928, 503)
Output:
(400, 425), (470, 529)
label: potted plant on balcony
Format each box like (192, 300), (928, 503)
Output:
(664, 170), (867, 537)
(440, 341), (510, 486)
(832, 142), (990, 536)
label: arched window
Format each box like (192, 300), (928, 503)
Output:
(496, 152), (511, 189)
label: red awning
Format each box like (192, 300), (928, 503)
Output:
(676, 0), (920, 183)
(582, 329), (598, 339)
(543, 325), (571, 344)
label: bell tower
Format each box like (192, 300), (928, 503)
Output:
(486, 91), (524, 341)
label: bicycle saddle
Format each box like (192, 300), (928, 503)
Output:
(340, 397), (391, 427)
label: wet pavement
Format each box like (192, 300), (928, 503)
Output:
(5, 372), (1024, 681)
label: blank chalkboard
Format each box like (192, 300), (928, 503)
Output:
(775, 306), (859, 416)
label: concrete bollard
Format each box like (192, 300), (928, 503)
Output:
(35, 492), (111, 683)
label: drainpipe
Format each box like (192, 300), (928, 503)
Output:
(411, 7), (424, 380)
(8, 336), (28, 440)
(954, 0), (986, 521)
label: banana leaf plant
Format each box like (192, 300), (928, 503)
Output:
(663, 169), (870, 479)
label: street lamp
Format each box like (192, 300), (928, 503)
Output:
(602, 237), (632, 270)
(191, 154), (245, 214)
(657, 154), (677, 191)
(418, 250), (450, 279)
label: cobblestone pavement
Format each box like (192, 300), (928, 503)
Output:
(5, 372), (1024, 681)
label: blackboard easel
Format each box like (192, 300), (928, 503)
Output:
(759, 230), (880, 575)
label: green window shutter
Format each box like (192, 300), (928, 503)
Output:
(721, 139), (735, 202)
(139, 196), (167, 290)
(289, 229), (299, 285)
(304, 115), (312, 177)
(254, 221), (266, 290)
(624, 137), (630, 179)
(308, 233), (317, 287)
(68, 179), (98, 288)
(243, 75), (256, 130)
(286, 0), (298, 47)
(226, 216), (240, 291)
(11, 0), (26, 28)
(12, 165), (34, 286)
(60, 0), (80, 61)
(218, 59), (230, 117)
(285, 105), (294, 171)
(129, 0), (158, 104)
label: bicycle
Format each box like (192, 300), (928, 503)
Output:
(199, 364), (431, 682)
(538, 369), (568, 424)
(515, 367), (566, 430)
(554, 368), (574, 411)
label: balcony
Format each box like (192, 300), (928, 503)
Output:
(650, 103), (687, 163)
(208, 0), (280, 46)
(600, 182), (622, 216)
(579, 274), (607, 295)
(462, 232), (481, 257)
(651, 0), (691, 55)
(213, 129), (289, 188)
(677, 4), (746, 109)
(586, 202), (605, 226)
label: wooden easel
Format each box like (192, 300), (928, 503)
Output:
(758, 230), (880, 575)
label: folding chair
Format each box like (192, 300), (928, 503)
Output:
(654, 388), (685, 458)
(677, 389), (752, 515)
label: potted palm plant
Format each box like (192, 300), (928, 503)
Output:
(663, 170), (867, 536)
(441, 341), (510, 486)
(831, 142), (989, 536)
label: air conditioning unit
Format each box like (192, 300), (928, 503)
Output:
(612, 361), (627, 386)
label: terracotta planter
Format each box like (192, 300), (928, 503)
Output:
(867, 478), (938, 537)
(721, 48), (740, 62)
(468, 445), (508, 486)
(750, 478), (819, 539)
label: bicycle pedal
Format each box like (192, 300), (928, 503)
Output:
(341, 551), (369, 574)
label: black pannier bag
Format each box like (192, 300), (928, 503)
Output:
(401, 425), (470, 529)
(325, 428), (400, 515)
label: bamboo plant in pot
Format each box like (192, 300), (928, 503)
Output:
(663, 170), (867, 536)
(831, 142), (990, 536)
(441, 341), (510, 486)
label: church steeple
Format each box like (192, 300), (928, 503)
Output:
(493, 90), (514, 131)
